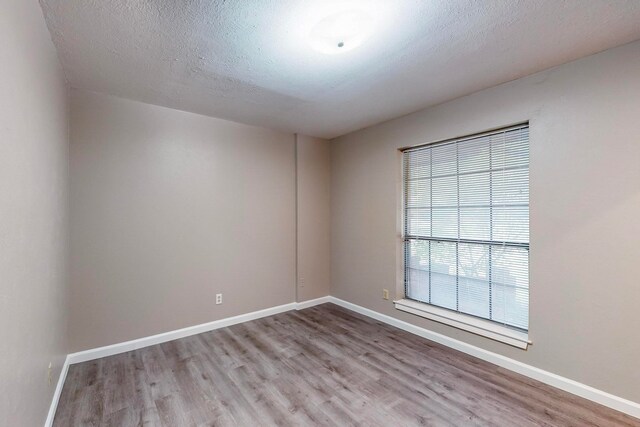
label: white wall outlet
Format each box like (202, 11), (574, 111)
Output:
(383, 289), (390, 300)
(47, 362), (52, 385)
(216, 293), (222, 305)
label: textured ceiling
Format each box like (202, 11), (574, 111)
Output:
(40, 0), (640, 138)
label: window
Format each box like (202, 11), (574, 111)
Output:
(398, 124), (529, 344)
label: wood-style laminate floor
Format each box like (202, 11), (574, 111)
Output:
(54, 303), (640, 426)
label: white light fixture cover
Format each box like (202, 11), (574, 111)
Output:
(308, 10), (374, 54)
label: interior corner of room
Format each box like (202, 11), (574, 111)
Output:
(2, 0), (640, 426)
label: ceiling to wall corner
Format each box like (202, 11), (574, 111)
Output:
(40, 0), (640, 139)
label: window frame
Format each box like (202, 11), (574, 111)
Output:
(395, 123), (531, 349)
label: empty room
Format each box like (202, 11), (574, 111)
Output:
(2, 0), (640, 426)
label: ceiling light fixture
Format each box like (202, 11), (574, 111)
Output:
(308, 10), (374, 55)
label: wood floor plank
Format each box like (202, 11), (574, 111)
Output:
(54, 304), (640, 426)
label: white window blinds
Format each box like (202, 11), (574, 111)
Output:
(403, 124), (529, 331)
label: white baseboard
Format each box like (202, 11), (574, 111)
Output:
(48, 295), (639, 424)
(46, 297), (330, 426)
(67, 297), (330, 365)
(44, 355), (70, 427)
(328, 296), (640, 420)
(295, 295), (332, 310)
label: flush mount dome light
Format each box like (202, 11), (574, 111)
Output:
(308, 10), (374, 54)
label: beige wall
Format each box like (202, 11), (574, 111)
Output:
(0, 0), (70, 425)
(69, 90), (297, 351)
(331, 40), (640, 402)
(296, 135), (331, 301)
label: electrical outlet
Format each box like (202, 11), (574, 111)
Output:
(382, 289), (389, 300)
(216, 293), (222, 305)
(47, 362), (52, 385)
